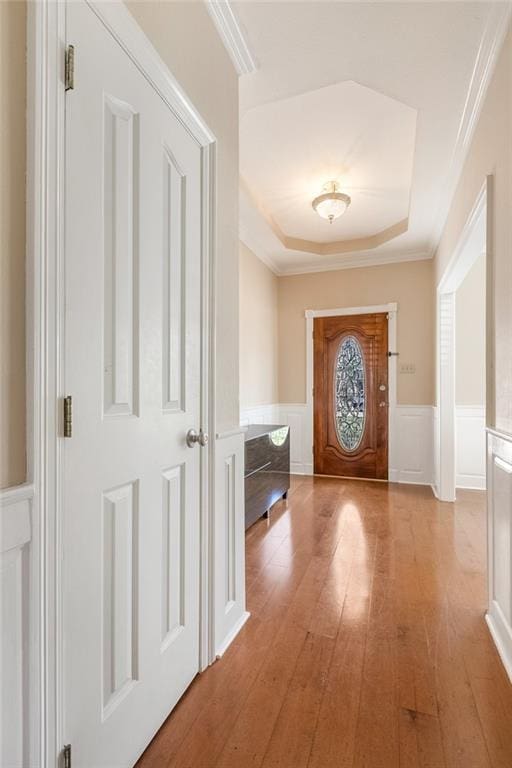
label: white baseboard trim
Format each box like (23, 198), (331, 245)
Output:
(290, 463), (314, 476)
(456, 474), (486, 490)
(215, 611), (251, 658)
(486, 606), (512, 683)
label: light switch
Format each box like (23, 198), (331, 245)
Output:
(400, 362), (416, 374)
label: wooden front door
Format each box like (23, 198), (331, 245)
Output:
(314, 313), (388, 479)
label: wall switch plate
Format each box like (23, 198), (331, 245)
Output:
(400, 362), (416, 374)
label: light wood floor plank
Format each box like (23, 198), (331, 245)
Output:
(137, 478), (512, 768)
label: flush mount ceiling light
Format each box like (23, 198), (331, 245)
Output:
(312, 181), (351, 224)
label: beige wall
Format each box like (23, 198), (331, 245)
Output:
(126, 1), (240, 432)
(456, 252), (486, 406)
(278, 259), (435, 405)
(0, 1), (26, 489)
(239, 242), (279, 408)
(435, 25), (512, 431)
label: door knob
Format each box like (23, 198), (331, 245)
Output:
(379, 402), (388, 408)
(186, 428), (209, 448)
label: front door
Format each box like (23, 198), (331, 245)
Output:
(314, 313), (388, 479)
(63, 3), (204, 766)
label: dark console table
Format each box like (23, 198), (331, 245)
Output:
(244, 424), (290, 529)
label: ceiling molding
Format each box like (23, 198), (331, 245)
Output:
(429, 1), (512, 257)
(240, 180), (430, 276)
(276, 249), (431, 277)
(239, 220), (280, 275)
(277, 219), (409, 256)
(205, 1), (257, 76)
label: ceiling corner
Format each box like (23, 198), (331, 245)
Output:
(205, 1), (257, 76)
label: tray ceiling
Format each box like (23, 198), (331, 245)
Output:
(241, 80), (416, 246)
(233, 1), (508, 274)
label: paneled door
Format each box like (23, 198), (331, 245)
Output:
(63, 3), (204, 766)
(314, 313), (388, 479)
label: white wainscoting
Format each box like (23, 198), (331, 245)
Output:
(486, 428), (512, 681)
(456, 406), (486, 489)
(240, 403), (434, 484)
(390, 406), (434, 486)
(239, 403), (279, 427)
(213, 431), (249, 657)
(240, 403), (311, 475)
(0, 483), (35, 768)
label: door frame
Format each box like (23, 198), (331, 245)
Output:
(305, 303), (398, 478)
(435, 177), (491, 501)
(28, 2), (217, 764)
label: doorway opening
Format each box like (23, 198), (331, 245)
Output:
(436, 178), (490, 501)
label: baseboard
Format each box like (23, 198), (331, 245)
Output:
(456, 473), (486, 490)
(486, 606), (512, 683)
(215, 611), (250, 658)
(290, 462), (313, 475)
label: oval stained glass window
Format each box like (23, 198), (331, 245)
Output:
(334, 335), (366, 452)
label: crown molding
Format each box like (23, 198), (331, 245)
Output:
(429, 1), (512, 257)
(205, 1), (257, 76)
(240, 179), (430, 276)
(239, 219), (280, 275)
(277, 249), (431, 277)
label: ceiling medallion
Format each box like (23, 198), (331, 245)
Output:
(312, 181), (351, 224)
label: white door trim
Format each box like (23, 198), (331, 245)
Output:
(435, 178), (489, 501)
(28, 2), (217, 764)
(305, 303), (398, 478)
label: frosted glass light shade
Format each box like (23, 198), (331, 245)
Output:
(312, 191), (351, 223)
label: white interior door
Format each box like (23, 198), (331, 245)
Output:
(63, 3), (204, 765)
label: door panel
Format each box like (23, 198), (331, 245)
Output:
(103, 95), (139, 417)
(314, 313), (388, 479)
(63, 3), (203, 765)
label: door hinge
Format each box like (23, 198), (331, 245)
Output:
(64, 395), (73, 438)
(63, 744), (72, 768)
(65, 45), (75, 91)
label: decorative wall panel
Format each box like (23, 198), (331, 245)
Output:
(487, 430), (512, 681)
(0, 485), (33, 767)
(224, 455), (236, 610)
(214, 433), (248, 656)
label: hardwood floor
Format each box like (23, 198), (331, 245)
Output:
(136, 475), (512, 768)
